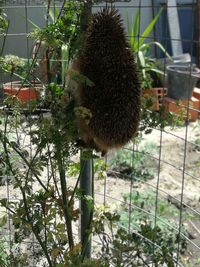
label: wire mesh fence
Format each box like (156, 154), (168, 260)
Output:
(0, 0), (200, 266)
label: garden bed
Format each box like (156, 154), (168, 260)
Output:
(0, 119), (200, 266)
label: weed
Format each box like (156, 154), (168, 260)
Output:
(110, 140), (158, 181)
(118, 191), (188, 255)
(93, 209), (178, 267)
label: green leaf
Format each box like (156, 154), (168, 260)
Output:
(61, 44), (69, 84)
(49, 5), (60, 22)
(138, 51), (145, 68)
(67, 162), (80, 177)
(14, 9), (40, 30)
(140, 41), (172, 59)
(151, 68), (165, 75)
(133, 10), (140, 51)
(0, 216), (7, 228)
(51, 247), (62, 259)
(135, 8), (163, 51)
(84, 195), (94, 209)
(68, 69), (94, 87)
(0, 199), (7, 208)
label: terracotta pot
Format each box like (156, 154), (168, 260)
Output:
(3, 81), (40, 102)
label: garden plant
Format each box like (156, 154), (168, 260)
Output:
(0, 1), (188, 266)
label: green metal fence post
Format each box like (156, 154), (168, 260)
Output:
(79, 0), (93, 259)
(80, 154), (93, 258)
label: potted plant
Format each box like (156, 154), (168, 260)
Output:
(28, 0), (84, 85)
(3, 81), (40, 102)
(1, 54), (43, 105)
(127, 8), (169, 111)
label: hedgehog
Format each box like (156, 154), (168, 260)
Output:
(69, 8), (141, 155)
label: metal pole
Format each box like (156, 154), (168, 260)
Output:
(167, 0), (183, 56)
(80, 154), (93, 258)
(79, 0), (93, 259)
(197, 0), (200, 67)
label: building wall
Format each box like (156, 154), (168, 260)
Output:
(1, 0), (153, 58)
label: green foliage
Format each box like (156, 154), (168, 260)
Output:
(0, 2), (189, 267)
(28, 0), (85, 84)
(0, 152), (13, 184)
(0, 74), (80, 264)
(67, 69), (94, 87)
(29, 0), (83, 48)
(0, 6), (8, 34)
(118, 191), (188, 256)
(193, 122), (200, 152)
(0, 239), (9, 267)
(141, 72), (154, 90)
(68, 158), (107, 180)
(0, 55), (29, 77)
(127, 8), (171, 90)
(121, 190), (180, 227)
(0, 216), (28, 267)
(110, 140), (158, 181)
(140, 101), (185, 134)
(92, 210), (179, 267)
(126, 8), (183, 132)
(195, 137), (200, 150)
(0, 69), (105, 265)
(127, 8), (162, 53)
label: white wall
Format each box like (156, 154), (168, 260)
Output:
(1, 5), (46, 57)
(1, 0), (154, 58)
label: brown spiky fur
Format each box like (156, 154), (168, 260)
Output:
(70, 8), (141, 154)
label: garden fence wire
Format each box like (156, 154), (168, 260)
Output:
(0, 0), (200, 266)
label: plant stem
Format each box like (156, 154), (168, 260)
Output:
(21, 189), (53, 267)
(5, 137), (48, 191)
(47, 145), (61, 199)
(56, 0), (67, 22)
(0, 20), (9, 56)
(2, 119), (52, 266)
(80, 0), (92, 32)
(56, 147), (74, 249)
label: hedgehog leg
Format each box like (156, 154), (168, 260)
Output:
(101, 150), (107, 157)
(75, 138), (106, 156)
(85, 139), (101, 152)
(75, 138), (88, 149)
(75, 137), (98, 150)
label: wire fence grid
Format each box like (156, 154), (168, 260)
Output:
(0, 0), (200, 267)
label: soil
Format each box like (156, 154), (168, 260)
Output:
(93, 122), (200, 266)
